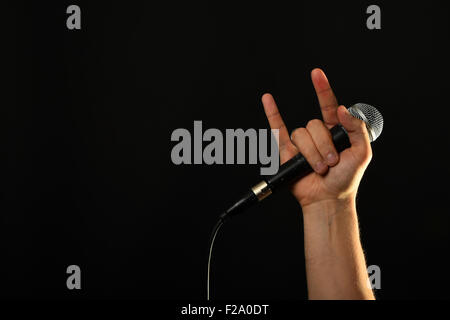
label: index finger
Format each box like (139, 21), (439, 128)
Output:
(311, 68), (339, 128)
(261, 93), (291, 153)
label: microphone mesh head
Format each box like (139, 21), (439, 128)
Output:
(348, 103), (384, 142)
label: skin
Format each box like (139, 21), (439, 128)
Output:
(261, 68), (375, 300)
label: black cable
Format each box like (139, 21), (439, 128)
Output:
(206, 190), (257, 300)
(206, 216), (225, 301)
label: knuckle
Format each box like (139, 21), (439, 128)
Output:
(360, 145), (373, 163)
(291, 127), (307, 140)
(356, 120), (366, 132)
(367, 147), (373, 162)
(306, 118), (322, 129)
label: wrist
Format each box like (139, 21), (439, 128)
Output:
(301, 195), (362, 271)
(301, 195), (356, 218)
(300, 196), (359, 241)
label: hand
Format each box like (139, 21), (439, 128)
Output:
(262, 68), (373, 209)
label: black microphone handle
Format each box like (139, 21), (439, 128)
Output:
(221, 124), (351, 220)
(266, 124), (350, 190)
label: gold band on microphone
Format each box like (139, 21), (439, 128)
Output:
(251, 180), (272, 201)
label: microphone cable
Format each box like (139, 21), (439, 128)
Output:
(206, 190), (258, 300)
(206, 216), (225, 301)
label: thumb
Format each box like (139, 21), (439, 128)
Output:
(337, 105), (372, 156)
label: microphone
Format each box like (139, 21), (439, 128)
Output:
(219, 103), (384, 221)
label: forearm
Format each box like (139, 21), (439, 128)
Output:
(301, 197), (374, 300)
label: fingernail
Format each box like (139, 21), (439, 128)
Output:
(316, 161), (327, 172)
(327, 152), (337, 165)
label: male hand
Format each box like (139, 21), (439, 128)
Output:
(262, 68), (372, 209)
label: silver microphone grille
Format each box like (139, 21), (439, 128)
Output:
(348, 103), (384, 142)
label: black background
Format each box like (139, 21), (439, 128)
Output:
(2, 1), (450, 299)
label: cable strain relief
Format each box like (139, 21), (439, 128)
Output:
(223, 190), (258, 219)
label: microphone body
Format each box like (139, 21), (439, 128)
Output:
(220, 124), (350, 220)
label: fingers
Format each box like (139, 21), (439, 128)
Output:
(311, 68), (339, 128)
(290, 127), (328, 175)
(306, 119), (339, 166)
(261, 93), (293, 155)
(337, 105), (372, 162)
